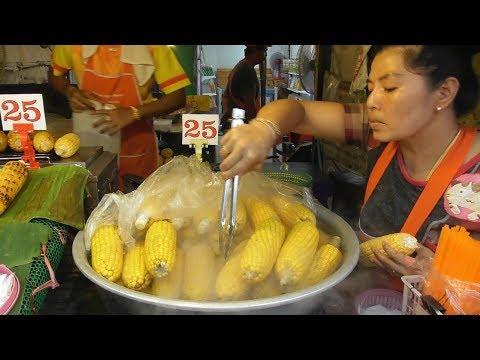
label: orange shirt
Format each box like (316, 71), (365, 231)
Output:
(51, 45), (191, 104)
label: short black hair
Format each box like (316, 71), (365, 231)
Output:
(245, 45), (267, 57)
(367, 45), (480, 118)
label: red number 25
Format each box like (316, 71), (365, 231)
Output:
(2, 99), (41, 122)
(184, 119), (217, 139)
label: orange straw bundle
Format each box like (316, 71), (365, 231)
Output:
(423, 225), (480, 315)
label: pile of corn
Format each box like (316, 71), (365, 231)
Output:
(90, 192), (344, 301)
(0, 130), (80, 159)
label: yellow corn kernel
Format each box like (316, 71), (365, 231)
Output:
(151, 248), (185, 299)
(271, 195), (316, 228)
(244, 197), (279, 229)
(0, 160), (28, 215)
(275, 222), (320, 286)
(0, 131), (7, 153)
(91, 225), (124, 282)
(33, 131), (55, 153)
(121, 242), (152, 290)
(7, 131), (27, 152)
(359, 232), (418, 267)
(215, 252), (250, 301)
(144, 220), (177, 278)
(54, 133), (80, 158)
(250, 273), (283, 299)
(240, 218), (286, 283)
(183, 243), (216, 301)
(302, 237), (343, 287)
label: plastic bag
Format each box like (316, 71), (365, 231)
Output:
(423, 268), (480, 315)
(84, 191), (124, 252)
(118, 155), (224, 249)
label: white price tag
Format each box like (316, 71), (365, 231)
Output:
(0, 94), (46, 131)
(182, 114), (219, 145)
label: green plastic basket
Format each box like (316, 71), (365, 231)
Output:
(263, 171), (313, 187)
(17, 218), (76, 315)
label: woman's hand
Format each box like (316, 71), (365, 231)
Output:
(92, 107), (137, 135)
(67, 87), (99, 112)
(371, 242), (434, 276)
(219, 122), (277, 180)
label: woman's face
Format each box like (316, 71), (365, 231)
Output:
(366, 47), (438, 142)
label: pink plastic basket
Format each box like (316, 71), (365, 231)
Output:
(0, 264), (20, 315)
(354, 288), (403, 315)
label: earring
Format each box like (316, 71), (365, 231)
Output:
(436, 106), (442, 111)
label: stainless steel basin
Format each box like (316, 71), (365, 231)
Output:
(72, 202), (359, 315)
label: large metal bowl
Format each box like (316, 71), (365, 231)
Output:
(72, 203), (359, 315)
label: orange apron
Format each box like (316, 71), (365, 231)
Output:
(80, 48), (158, 190)
(361, 127), (477, 290)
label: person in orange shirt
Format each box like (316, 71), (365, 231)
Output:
(49, 45), (191, 191)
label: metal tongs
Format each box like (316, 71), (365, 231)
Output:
(219, 108), (245, 259)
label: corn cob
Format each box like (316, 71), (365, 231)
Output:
(183, 243), (216, 301)
(302, 236), (342, 287)
(121, 242), (152, 290)
(54, 132), (80, 158)
(359, 233), (418, 267)
(275, 222), (320, 286)
(0, 131), (7, 152)
(33, 131), (55, 153)
(240, 218), (286, 283)
(250, 273), (283, 299)
(271, 195), (316, 228)
(244, 197), (279, 229)
(144, 220), (177, 278)
(215, 252), (250, 300)
(7, 131), (25, 152)
(0, 160), (28, 215)
(151, 248), (185, 299)
(91, 225), (124, 282)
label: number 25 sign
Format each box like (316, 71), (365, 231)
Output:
(182, 114), (219, 145)
(0, 94), (47, 131)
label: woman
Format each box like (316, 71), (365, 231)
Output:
(219, 45), (480, 278)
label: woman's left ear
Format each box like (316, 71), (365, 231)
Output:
(436, 77), (460, 110)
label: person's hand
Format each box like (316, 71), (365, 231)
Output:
(219, 122), (277, 179)
(67, 87), (99, 112)
(92, 107), (137, 135)
(371, 242), (434, 277)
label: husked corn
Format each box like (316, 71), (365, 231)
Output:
(359, 232), (418, 267)
(215, 252), (250, 301)
(271, 195), (316, 228)
(244, 197), (279, 229)
(183, 243), (216, 301)
(275, 222), (320, 286)
(152, 248), (185, 299)
(240, 218), (286, 283)
(122, 242), (152, 290)
(302, 236), (342, 287)
(91, 225), (124, 282)
(144, 220), (177, 278)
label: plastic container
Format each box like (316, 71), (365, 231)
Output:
(0, 264), (20, 315)
(354, 288), (403, 315)
(401, 275), (442, 315)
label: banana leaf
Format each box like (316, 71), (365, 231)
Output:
(0, 165), (90, 230)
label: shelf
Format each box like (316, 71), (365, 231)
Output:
(202, 92), (216, 96)
(201, 75), (216, 81)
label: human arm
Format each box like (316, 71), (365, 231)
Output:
(48, 45), (99, 112)
(219, 99), (351, 179)
(93, 88), (186, 135)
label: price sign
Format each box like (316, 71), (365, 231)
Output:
(182, 114), (219, 145)
(0, 94), (46, 131)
